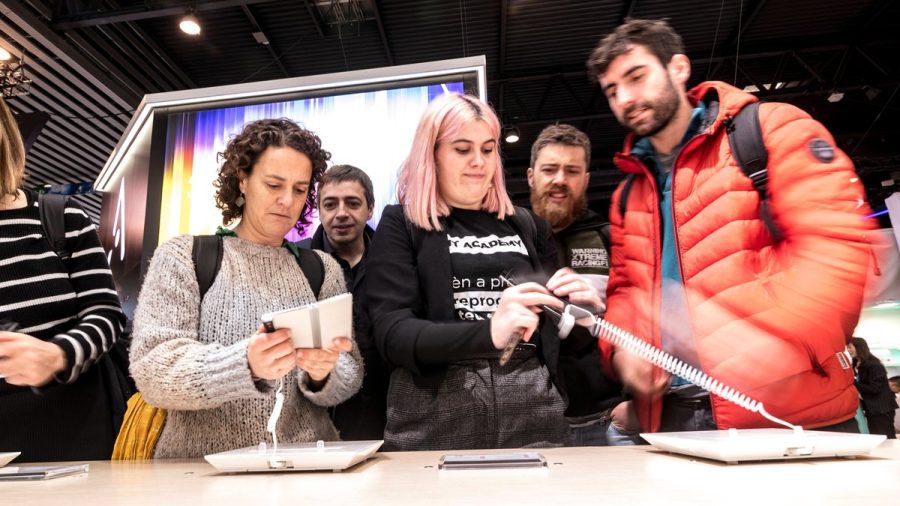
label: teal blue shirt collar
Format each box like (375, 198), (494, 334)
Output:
(631, 100), (708, 168)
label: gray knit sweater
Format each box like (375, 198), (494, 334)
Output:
(131, 234), (362, 458)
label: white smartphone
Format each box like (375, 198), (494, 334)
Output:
(260, 293), (352, 349)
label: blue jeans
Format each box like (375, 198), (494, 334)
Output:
(568, 414), (642, 446)
(659, 389), (862, 433)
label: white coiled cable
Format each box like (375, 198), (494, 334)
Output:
(592, 317), (801, 432)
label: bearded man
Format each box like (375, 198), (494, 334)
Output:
(590, 19), (873, 433)
(528, 124), (639, 446)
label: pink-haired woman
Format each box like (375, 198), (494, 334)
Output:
(364, 94), (598, 450)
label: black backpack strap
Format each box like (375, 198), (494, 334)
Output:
(618, 174), (637, 221)
(297, 248), (324, 300)
(38, 192), (71, 260)
(725, 101), (782, 242)
(194, 234), (323, 301)
(192, 235), (223, 301)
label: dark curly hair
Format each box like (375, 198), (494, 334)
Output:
(214, 118), (331, 233)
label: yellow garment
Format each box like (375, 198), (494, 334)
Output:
(111, 393), (166, 460)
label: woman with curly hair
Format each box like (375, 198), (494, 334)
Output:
(130, 118), (362, 458)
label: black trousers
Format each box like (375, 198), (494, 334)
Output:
(658, 392), (862, 434)
(865, 411), (897, 439)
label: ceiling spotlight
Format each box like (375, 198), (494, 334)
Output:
(179, 12), (201, 36)
(504, 126), (520, 144)
(0, 48), (11, 61)
(827, 91), (844, 103)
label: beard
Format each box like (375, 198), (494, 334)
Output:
(531, 185), (587, 230)
(622, 77), (681, 137)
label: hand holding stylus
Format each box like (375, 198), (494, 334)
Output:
(491, 282), (563, 364)
(545, 267), (604, 318)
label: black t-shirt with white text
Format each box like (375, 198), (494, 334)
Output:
(445, 208), (534, 322)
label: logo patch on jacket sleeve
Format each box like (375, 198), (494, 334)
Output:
(836, 350), (852, 370)
(808, 138), (836, 163)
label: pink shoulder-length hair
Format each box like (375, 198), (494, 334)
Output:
(397, 93), (515, 231)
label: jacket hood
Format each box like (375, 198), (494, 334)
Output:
(614, 81), (759, 174)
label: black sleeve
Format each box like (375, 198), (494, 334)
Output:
(856, 359), (889, 396)
(364, 206), (495, 374)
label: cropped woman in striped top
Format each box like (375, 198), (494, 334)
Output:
(0, 96), (126, 462)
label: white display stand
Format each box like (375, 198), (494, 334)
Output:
(204, 440), (383, 473)
(642, 428), (886, 464)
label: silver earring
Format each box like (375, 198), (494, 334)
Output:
(235, 194), (245, 207)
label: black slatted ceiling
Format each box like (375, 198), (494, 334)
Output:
(743, 0), (876, 43)
(0, 0), (896, 221)
(504, 0), (621, 75)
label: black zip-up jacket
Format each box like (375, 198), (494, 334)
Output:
(296, 224), (386, 440)
(550, 208), (627, 419)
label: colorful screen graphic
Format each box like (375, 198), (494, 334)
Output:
(159, 81), (465, 242)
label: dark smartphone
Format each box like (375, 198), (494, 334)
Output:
(260, 315), (276, 333)
(438, 452), (547, 470)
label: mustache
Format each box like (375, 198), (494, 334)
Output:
(624, 102), (649, 117)
(541, 185), (569, 197)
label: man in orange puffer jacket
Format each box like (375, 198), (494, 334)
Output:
(586, 19), (877, 433)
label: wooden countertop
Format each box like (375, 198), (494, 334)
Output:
(3, 441), (898, 505)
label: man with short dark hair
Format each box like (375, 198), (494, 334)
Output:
(300, 164), (375, 288)
(588, 19), (875, 433)
(528, 123), (639, 446)
(298, 164), (385, 440)
(889, 376), (900, 435)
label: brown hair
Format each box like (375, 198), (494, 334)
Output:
(214, 118), (330, 232)
(587, 19), (684, 81)
(851, 337), (874, 363)
(530, 123), (591, 168)
(0, 97), (26, 198)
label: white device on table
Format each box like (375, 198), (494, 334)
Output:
(260, 293), (352, 349)
(550, 303), (888, 464)
(641, 429), (886, 464)
(204, 440), (383, 473)
(0, 452), (20, 467)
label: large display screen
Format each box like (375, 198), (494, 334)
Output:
(159, 81), (465, 242)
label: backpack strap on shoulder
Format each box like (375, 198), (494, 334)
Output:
(297, 248), (324, 300)
(618, 174), (637, 221)
(192, 235), (223, 301)
(38, 192), (71, 260)
(725, 101), (782, 242)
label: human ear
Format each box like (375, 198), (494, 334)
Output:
(668, 54), (692, 87)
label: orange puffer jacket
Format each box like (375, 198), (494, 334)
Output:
(603, 81), (876, 432)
